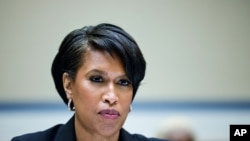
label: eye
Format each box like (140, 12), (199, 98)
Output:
(118, 79), (131, 86)
(89, 76), (104, 83)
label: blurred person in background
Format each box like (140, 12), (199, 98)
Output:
(157, 117), (195, 141)
(11, 23), (168, 141)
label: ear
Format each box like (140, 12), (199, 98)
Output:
(62, 72), (73, 100)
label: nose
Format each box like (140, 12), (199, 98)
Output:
(102, 84), (118, 105)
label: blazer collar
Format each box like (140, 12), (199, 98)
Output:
(54, 115), (76, 141)
(119, 128), (135, 141)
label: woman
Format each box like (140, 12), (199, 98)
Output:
(12, 23), (167, 141)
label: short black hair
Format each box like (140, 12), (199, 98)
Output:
(51, 23), (146, 105)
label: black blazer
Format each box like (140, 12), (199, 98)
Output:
(12, 115), (167, 141)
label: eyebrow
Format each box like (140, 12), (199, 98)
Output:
(86, 69), (128, 79)
(86, 69), (107, 76)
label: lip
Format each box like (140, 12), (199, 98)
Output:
(98, 109), (120, 120)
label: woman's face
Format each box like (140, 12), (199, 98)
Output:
(63, 48), (133, 137)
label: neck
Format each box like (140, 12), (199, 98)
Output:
(76, 133), (119, 141)
(74, 117), (120, 141)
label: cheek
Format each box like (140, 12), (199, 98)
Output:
(119, 91), (133, 107)
(72, 81), (101, 105)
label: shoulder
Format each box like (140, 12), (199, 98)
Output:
(120, 128), (168, 141)
(12, 116), (76, 141)
(11, 116), (76, 141)
(11, 124), (62, 141)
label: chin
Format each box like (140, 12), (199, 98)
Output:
(98, 123), (122, 137)
(98, 128), (119, 138)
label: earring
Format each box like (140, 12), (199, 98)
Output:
(67, 99), (75, 111)
(130, 105), (133, 112)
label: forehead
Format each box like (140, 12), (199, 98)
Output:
(79, 48), (125, 74)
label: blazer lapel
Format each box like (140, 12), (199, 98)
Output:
(119, 128), (136, 141)
(54, 115), (76, 141)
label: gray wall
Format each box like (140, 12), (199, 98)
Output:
(1, 0), (250, 103)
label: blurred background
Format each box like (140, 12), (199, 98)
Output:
(0, 0), (249, 141)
